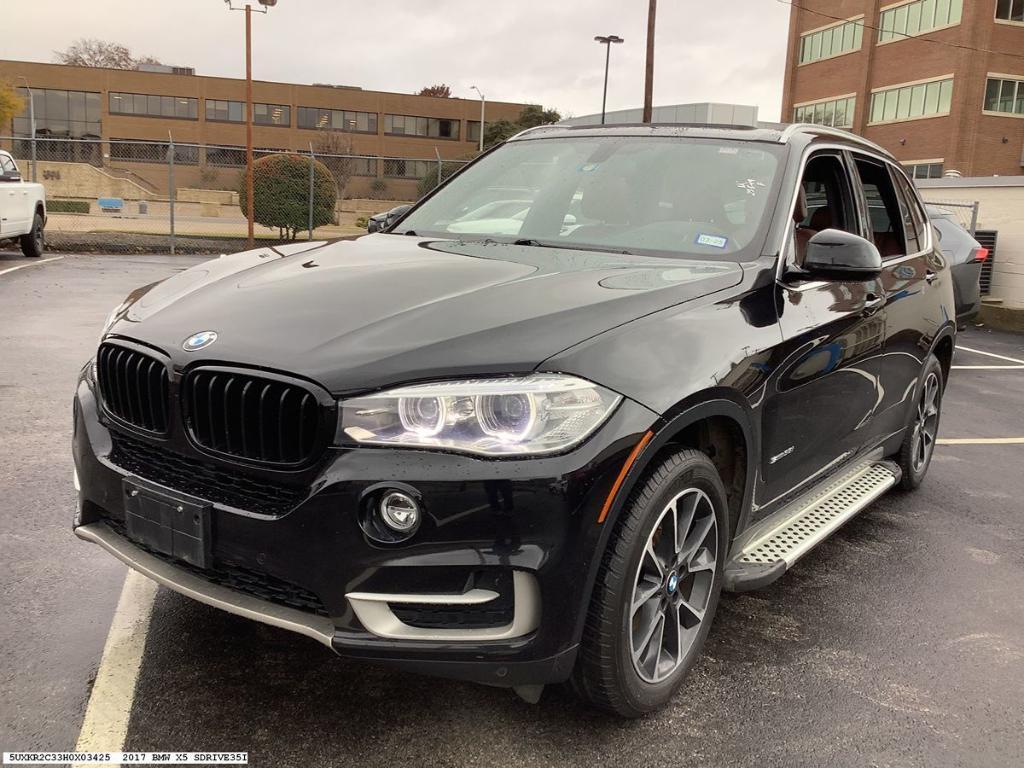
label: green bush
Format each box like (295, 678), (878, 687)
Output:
(354, 215), (369, 229)
(417, 160), (468, 198)
(368, 178), (388, 199)
(238, 153), (337, 240)
(47, 199), (90, 214)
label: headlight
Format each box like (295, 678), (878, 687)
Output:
(337, 374), (621, 456)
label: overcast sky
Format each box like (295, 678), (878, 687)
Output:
(0, 0), (791, 121)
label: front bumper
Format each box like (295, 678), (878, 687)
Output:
(73, 373), (658, 687)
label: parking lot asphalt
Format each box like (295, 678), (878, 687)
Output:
(2, 253), (1023, 767)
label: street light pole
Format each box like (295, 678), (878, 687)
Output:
(16, 76), (36, 182)
(225, 0), (276, 248)
(470, 85), (485, 152)
(593, 35), (624, 125)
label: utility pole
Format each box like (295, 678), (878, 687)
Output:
(245, 3), (254, 247)
(642, 0), (657, 123)
(226, 0), (277, 247)
(471, 86), (486, 152)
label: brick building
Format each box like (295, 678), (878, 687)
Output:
(781, 0), (1024, 178)
(0, 60), (528, 198)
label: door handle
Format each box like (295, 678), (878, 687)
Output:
(862, 292), (885, 316)
(925, 270), (937, 284)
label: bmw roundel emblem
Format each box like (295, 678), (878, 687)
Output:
(182, 330), (218, 352)
(666, 572), (679, 595)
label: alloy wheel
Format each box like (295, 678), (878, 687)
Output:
(911, 371), (940, 474)
(628, 488), (718, 684)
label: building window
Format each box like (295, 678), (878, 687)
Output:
(351, 156), (378, 176)
(296, 107), (377, 133)
(904, 161), (944, 179)
(110, 138), (199, 165)
(879, 0), (963, 43)
(204, 100), (290, 126)
(109, 92), (198, 120)
(12, 87), (101, 139)
(798, 18), (864, 65)
(384, 114), (460, 140)
(383, 158), (432, 178)
(996, 0), (1024, 23)
(984, 76), (1024, 116)
(205, 145), (283, 166)
(793, 96), (857, 128)
(467, 120), (482, 143)
(869, 76), (953, 124)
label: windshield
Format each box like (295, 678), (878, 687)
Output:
(394, 135), (783, 258)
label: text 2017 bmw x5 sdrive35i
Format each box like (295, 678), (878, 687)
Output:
(73, 123), (954, 716)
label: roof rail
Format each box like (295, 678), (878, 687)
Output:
(508, 124), (560, 141)
(779, 123), (891, 156)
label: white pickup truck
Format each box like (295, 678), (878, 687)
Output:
(0, 150), (46, 257)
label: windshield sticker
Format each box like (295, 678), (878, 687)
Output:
(718, 147), (739, 155)
(696, 233), (728, 249)
(737, 178), (767, 196)
(578, 163), (601, 173)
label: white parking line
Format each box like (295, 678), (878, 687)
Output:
(0, 255), (64, 277)
(952, 365), (1024, 370)
(73, 571), (157, 764)
(956, 345), (1024, 366)
(938, 438), (1024, 445)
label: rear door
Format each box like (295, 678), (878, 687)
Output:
(757, 150), (887, 514)
(852, 155), (945, 443)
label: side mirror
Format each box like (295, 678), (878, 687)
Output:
(367, 217), (382, 233)
(803, 229), (882, 278)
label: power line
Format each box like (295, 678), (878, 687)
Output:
(775, 0), (1024, 62)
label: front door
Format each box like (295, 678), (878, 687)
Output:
(756, 151), (886, 516)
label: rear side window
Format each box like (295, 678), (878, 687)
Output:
(854, 157), (906, 258)
(890, 167), (928, 254)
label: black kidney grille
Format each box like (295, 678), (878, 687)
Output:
(97, 343), (170, 434)
(185, 370), (322, 465)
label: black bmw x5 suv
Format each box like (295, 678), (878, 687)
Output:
(73, 123), (954, 716)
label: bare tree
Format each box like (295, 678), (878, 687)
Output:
(54, 38), (161, 69)
(311, 131), (356, 199)
(418, 84), (452, 98)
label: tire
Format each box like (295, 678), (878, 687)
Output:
(895, 354), (944, 491)
(20, 213), (44, 258)
(572, 449), (729, 717)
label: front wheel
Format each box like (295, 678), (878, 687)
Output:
(896, 354), (944, 490)
(572, 449), (728, 717)
(20, 213), (44, 258)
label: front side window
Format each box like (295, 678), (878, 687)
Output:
(394, 136), (783, 260)
(854, 157), (907, 258)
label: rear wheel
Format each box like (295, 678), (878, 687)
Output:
(20, 213), (44, 258)
(573, 449), (728, 717)
(896, 354), (943, 490)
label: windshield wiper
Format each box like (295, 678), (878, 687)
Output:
(512, 238), (634, 256)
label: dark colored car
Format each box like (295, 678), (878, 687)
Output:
(366, 204), (411, 233)
(73, 123), (955, 717)
(927, 205), (988, 327)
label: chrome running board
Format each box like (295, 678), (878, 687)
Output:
(724, 460), (901, 591)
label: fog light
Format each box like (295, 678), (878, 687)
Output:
(379, 491), (420, 533)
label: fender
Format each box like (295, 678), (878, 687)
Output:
(569, 391), (759, 647)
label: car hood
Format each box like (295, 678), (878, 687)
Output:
(111, 235), (743, 393)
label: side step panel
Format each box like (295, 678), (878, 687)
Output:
(724, 460), (901, 592)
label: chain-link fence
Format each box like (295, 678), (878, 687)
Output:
(1, 136), (469, 254)
(920, 197), (980, 235)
